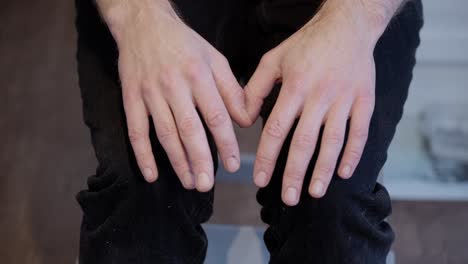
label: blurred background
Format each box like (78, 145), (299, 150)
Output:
(1, 0), (467, 263)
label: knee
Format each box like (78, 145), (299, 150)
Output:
(76, 158), (134, 233)
(303, 180), (394, 245)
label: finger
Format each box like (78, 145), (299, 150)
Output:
(167, 81), (214, 192)
(144, 91), (194, 189)
(338, 94), (374, 179)
(309, 102), (351, 198)
(281, 101), (327, 206)
(253, 89), (302, 188)
(244, 51), (281, 121)
(211, 55), (252, 127)
(122, 89), (158, 183)
(192, 69), (240, 173)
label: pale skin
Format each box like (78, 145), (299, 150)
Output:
(96, 0), (407, 205)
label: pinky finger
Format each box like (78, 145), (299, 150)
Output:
(123, 90), (159, 182)
(338, 95), (374, 179)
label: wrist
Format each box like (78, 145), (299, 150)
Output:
(316, 0), (399, 48)
(96, 0), (178, 41)
(358, 0), (401, 38)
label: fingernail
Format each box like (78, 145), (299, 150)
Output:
(197, 172), (211, 191)
(143, 167), (154, 182)
(255, 171), (268, 187)
(226, 157), (240, 172)
(284, 187), (298, 205)
(341, 164), (352, 178)
(184, 172), (194, 189)
(310, 181), (324, 197)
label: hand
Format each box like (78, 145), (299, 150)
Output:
(245, 1), (386, 205)
(105, 1), (251, 192)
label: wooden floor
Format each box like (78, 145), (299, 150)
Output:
(0, 0), (467, 263)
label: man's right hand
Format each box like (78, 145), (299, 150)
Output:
(97, 0), (252, 192)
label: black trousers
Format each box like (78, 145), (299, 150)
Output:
(75, 0), (423, 263)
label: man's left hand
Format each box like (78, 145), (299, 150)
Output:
(244, 1), (386, 206)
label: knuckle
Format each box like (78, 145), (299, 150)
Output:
(137, 155), (152, 166)
(218, 139), (236, 155)
(128, 127), (146, 144)
(256, 154), (275, 167)
(119, 74), (138, 91)
(285, 168), (305, 183)
(357, 92), (376, 110)
(140, 78), (154, 94)
(358, 87), (376, 100)
(351, 127), (369, 141)
(265, 119), (285, 139)
(285, 77), (305, 93)
(159, 68), (178, 88)
(244, 85), (263, 103)
(171, 157), (188, 171)
(320, 75), (345, 89)
(226, 86), (244, 105)
(292, 134), (315, 151)
(184, 59), (205, 83)
(360, 94), (375, 105)
(179, 116), (199, 137)
(157, 121), (178, 141)
(140, 85), (152, 98)
(316, 162), (334, 176)
(206, 109), (229, 128)
(122, 84), (135, 95)
(191, 158), (211, 171)
(232, 85), (244, 98)
(345, 147), (362, 161)
(317, 78), (346, 98)
(324, 128), (343, 146)
(345, 142), (363, 161)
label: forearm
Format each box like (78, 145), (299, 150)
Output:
(94, 0), (185, 48)
(95, 0), (178, 31)
(314, 0), (410, 46)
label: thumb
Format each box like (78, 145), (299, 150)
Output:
(244, 52), (281, 122)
